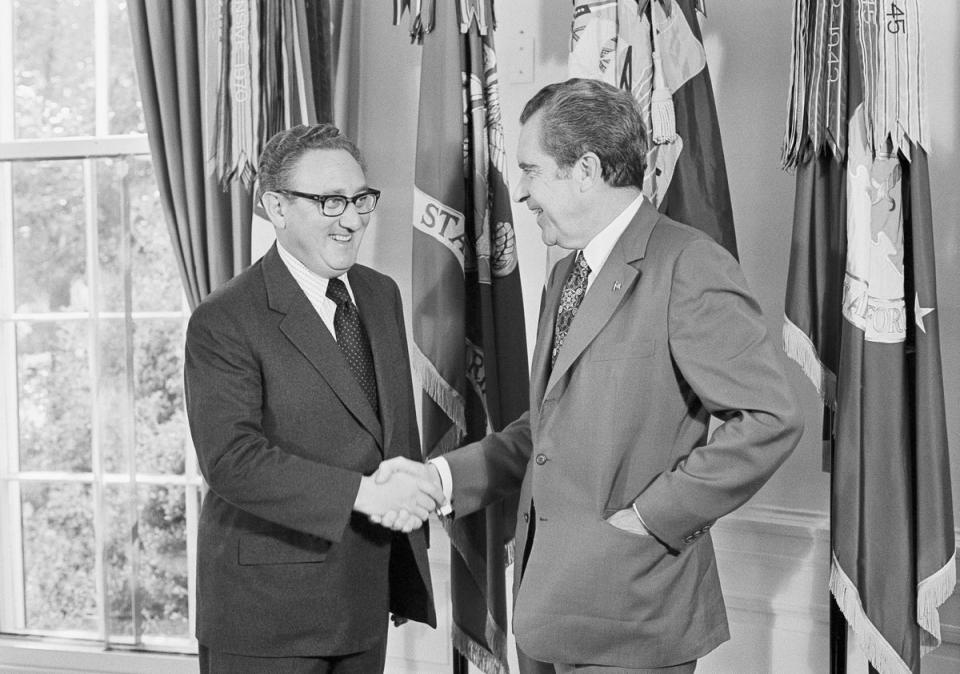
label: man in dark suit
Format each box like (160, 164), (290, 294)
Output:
(184, 123), (443, 673)
(379, 78), (805, 672)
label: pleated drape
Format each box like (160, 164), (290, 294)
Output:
(128, 0), (252, 309)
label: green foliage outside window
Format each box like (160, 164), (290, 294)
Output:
(5, 0), (195, 645)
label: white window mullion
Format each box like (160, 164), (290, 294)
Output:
(0, 159), (25, 632)
(183, 293), (200, 643)
(0, 0), (22, 628)
(119, 158), (143, 646)
(94, 0), (110, 137)
(84, 157), (110, 648)
(0, 0), (13, 142)
(185, 437), (200, 642)
(0, 136), (151, 162)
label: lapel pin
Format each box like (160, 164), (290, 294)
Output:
(612, 280), (622, 292)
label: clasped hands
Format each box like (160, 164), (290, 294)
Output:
(354, 457), (446, 533)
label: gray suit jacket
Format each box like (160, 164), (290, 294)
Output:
(444, 201), (803, 667)
(185, 244), (435, 657)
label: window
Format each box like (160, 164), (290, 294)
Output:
(0, 0), (198, 655)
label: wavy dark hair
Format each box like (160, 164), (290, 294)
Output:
(256, 123), (365, 203)
(520, 78), (648, 189)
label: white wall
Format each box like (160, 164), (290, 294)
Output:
(351, 2), (959, 672)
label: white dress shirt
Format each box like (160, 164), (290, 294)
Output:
(276, 241), (356, 341)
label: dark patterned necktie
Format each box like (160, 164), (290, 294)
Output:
(326, 277), (379, 415)
(551, 251), (591, 366)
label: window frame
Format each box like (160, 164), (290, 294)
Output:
(0, 0), (200, 658)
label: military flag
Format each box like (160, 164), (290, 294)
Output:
(397, 1), (529, 672)
(782, 1), (956, 671)
(569, 0), (737, 258)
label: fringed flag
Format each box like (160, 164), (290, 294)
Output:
(213, 0), (336, 188)
(569, 0), (737, 258)
(397, 1), (529, 672)
(782, 2), (955, 671)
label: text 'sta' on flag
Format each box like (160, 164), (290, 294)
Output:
(399, 1), (529, 672)
(781, 1), (956, 671)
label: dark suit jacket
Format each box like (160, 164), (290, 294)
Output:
(444, 201), (804, 667)
(184, 244), (436, 657)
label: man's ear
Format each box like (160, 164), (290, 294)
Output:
(576, 152), (603, 191)
(261, 192), (287, 229)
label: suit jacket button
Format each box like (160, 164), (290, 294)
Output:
(535, 454), (548, 465)
(522, 513), (529, 523)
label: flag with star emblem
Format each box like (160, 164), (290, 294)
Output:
(782, 2), (955, 671)
(397, 1), (529, 672)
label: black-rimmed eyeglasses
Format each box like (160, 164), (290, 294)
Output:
(275, 188), (381, 216)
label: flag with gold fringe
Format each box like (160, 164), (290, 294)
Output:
(569, 0), (737, 258)
(212, 0), (340, 187)
(397, 1), (529, 672)
(782, 1), (956, 671)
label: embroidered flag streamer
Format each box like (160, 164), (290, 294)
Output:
(213, 0), (340, 188)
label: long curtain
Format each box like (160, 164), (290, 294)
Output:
(128, 0), (252, 309)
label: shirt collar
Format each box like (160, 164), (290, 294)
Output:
(581, 192), (646, 278)
(276, 241), (354, 302)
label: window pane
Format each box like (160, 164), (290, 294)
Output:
(17, 321), (92, 472)
(134, 319), (188, 475)
(108, 0), (145, 134)
(106, 484), (190, 639)
(95, 158), (126, 313)
(95, 157), (181, 314)
(13, 0), (96, 138)
(98, 318), (130, 473)
(13, 161), (88, 313)
(130, 158), (181, 312)
(100, 317), (188, 475)
(21, 482), (97, 633)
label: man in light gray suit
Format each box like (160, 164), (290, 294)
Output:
(380, 78), (804, 673)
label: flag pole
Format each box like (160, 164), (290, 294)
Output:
(826, 405), (846, 674)
(453, 650), (468, 673)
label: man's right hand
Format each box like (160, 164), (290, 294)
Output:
(354, 459), (444, 533)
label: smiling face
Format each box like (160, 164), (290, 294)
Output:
(514, 113), (586, 250)
(274, 148), (371, 278)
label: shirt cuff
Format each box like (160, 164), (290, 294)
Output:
(631, 501), (652, 535)
(428, 457), (454, 516)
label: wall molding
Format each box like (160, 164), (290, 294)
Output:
(707, 502), (960, 661)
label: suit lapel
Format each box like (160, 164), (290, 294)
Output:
(543, 200), (660, 400)
(531, 253), (571, 411)
(262, 246), (383, 448)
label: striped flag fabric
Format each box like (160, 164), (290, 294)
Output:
(397, 1), (529, 672)
(212, 0), (338, 188)
(782, 2), (955, 671)
(569, 0), (737, 258)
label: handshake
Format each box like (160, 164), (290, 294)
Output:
(354, 457), (448, 533)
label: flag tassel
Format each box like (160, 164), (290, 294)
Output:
(413, 346), (467, 443)
(649, 7), (676, 145)
(782, 317), (829, 400)
(452, 620), (509, 674)
(829, 554), (912, 674)
(917, 551), (957, 653)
